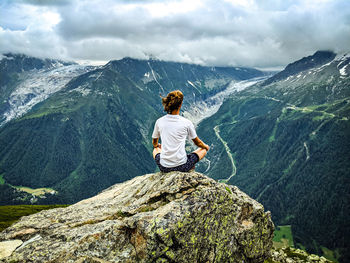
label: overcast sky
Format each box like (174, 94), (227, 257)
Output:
(1, 0), (349, 69)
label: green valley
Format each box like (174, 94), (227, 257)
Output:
(273, 225), (294, 249)
(196, 51), (350, 262)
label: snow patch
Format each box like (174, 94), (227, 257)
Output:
(304, 142), (310, 161)
(335, 53), (350, 67)
(187, 80), (202, 94)
(147, 62), (164, 93)
(142, 71), (155, 84)
(339, 64), (348, 76)
(70, 86), (91, 96)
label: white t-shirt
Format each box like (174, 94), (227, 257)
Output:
(152, 114), (197, 168)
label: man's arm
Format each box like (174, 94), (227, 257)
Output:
(192, 137), (210, 151)
(152, 138), (161, 148)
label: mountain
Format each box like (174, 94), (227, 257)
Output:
(0, 53), (94, 125)
(0, 54), (264, 205)
(196, 51), (350, 262)
(262, 50), (337, 86)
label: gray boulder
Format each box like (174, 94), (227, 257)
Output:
(0, 171), (274, 262)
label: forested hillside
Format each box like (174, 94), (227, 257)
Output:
(196, 51), (350, 262)
(0, 54), (263, 204)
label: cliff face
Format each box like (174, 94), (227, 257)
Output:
(0, 172), (274, 262)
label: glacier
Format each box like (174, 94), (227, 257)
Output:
(1, 64), (94, 126)
(183, 76), (268, 125)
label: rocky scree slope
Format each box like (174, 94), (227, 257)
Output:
(0, 171), (274, 263)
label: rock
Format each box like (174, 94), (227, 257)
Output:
(0, 240), (23, 259)
(9, 228), (37, 239)
(0, 171), (274, 262)
(267, 247), (334, 263)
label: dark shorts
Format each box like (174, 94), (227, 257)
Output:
(155, 153), (200, 173)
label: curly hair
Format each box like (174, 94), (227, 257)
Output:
(161, 90), (184, 114)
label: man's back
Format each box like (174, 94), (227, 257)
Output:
(152, 114), (197, 167)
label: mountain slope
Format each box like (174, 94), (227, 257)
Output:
(196, 51), (350, 262)
(0, 53), (94, 125)
(0, 55), (264, 204)
(262, 50), (337, 86)
(252, 51), (350, 106)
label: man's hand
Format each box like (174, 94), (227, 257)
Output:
(152, 138), (161, 148)
(155, 143), (161, 149)
(192, 137), (210, 151)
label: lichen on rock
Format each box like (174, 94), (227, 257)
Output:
(0, 171), (275, 262)
(267, 247), (334, 263)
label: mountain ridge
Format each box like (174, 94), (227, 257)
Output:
(262, 50), (337, 86)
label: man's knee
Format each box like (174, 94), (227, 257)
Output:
(201, 148), (208, 159)
(153, 148), (161, 159)
(203, 148), (208, 156)
(195, 148), (207, 160)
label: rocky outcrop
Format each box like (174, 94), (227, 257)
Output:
(268, 247), (333, 263)
(0, 171), (274, 262)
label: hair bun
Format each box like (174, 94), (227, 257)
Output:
(161, 90), (184, 114)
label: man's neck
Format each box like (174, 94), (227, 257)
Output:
(170, 109), (180, 115)
(170, 103), (182, 115)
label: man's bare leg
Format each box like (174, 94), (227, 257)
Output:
(193, 148), (207, 160)
(153, 147), (162, 159)
(187, 148), (207, 172)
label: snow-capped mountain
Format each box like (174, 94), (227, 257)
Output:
(254, 51), (350, 106)
(264, 51), (350, 86)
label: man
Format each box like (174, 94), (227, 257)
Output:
(152, 90), (210, 173)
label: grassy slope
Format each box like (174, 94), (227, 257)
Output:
(0, 205), (69, 232)
(273, 225), (294, 249)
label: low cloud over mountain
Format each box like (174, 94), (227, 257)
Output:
(1, 0), (350, 69)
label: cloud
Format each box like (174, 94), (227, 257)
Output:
(1, 0), (349, 68)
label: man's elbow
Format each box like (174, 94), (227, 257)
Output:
(192, 136), (201, 145)
(152, 138), (157, 145)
